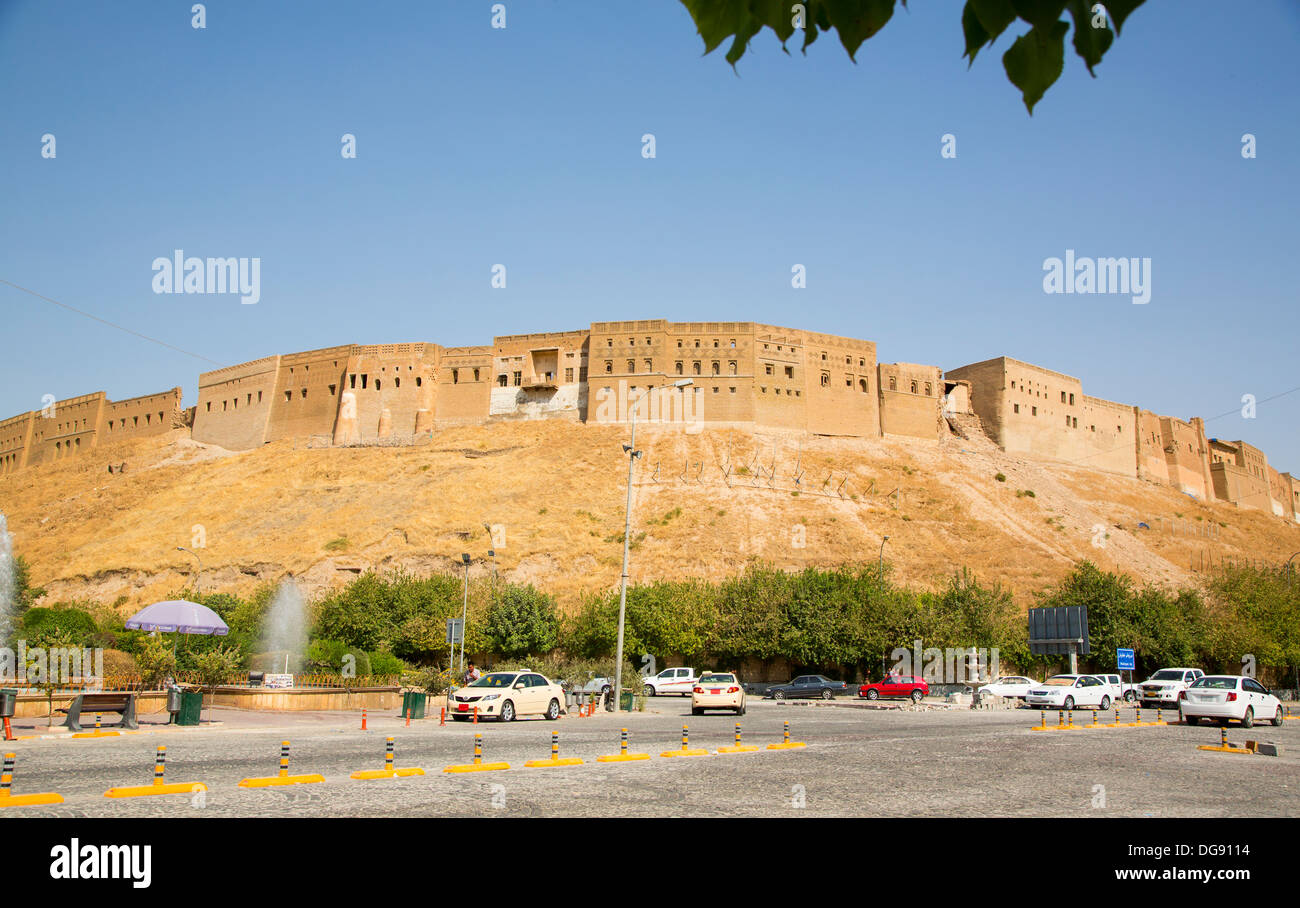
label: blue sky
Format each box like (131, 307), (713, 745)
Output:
(1, 1), (1297, 468)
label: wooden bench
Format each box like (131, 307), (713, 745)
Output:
(57, 692), (138, 732)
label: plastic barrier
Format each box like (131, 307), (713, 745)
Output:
(596, 728), (650, 763)
(351, 736), (425, 780)
(238, 741), (326, 787)
(105, 745), (208, 798)
(524, 732), (584, 768)
(0, 753), (63, 808)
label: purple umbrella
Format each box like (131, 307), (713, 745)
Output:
(125, 600), (229, 636)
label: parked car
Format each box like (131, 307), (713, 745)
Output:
(1024, 675), (1112, 711)
(1179, 675), (1284, 728)
(449, 670), (565, 722)
(860, 675), (930, 703)
(641, 667), (698, 697)
(1096, 673), (1139, 703)
(974, 676), (1039, 701)
(764, 675), (849, 700)
(1138, 667), (1205, 710)
(692, 672), (746, 715)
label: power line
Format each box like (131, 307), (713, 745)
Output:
(0, 277), (223, 366)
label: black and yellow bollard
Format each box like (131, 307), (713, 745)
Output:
(1112, 707), (1121, 727)
(239, 740), (325, 787)
(526, 731), (584, 767)
(1154, 706), (1167, 726)
(718, 722), (760, 754)
(1031, 709), (1049, 731)
(597, 728), (650, 762)
(444, 733), (509, 773)
(351, 735), (425, 779)
(1086, 709), (1100, 728)
(661, 724), (709, 758)
(767, 720), (807, 751)
(1197, 725), (1251, 754)
(0, 752), (64, 808)
(106, 745), (208, 798)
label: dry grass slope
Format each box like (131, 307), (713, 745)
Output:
(2, 421), (1298, 616)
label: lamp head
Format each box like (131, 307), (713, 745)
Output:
(461, 553), (471, 565)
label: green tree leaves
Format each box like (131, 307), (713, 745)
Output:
(680, 0), (1146, 114)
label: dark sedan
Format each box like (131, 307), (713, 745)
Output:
(763, 675), (849, 701)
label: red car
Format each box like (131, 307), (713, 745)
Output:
(859, 675), (929, 703)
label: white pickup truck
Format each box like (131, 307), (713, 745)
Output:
(1096, 673), (1139, 703)
(640, 667), (698, 696)
(1137, 667), (1205, 709)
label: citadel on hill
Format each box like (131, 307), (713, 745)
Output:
(2, 318), (1297, 523)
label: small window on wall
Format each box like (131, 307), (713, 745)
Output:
(206, 402), (211, 412)
(910, 381), (918, 394)
(452, 369), (459, 384)
(329, 384), (337, 395)
(302, 388), (308, 398)
(565, 368), (574, 382)
(925, 382), (932, 396)
(350, 375), (357, 389)
(361, 375), (368, 389)
(784, 366), (794, 379)
(605, 361), (613, 374)
(728, 362), (736, 375)
(711, 362), (720, 375)
(1069, 393), (1075, 405)
(498, 374), (508, 387)
(473, 369), (480, 382)
(675, 362), (683, 375)
(1013, 403), (1020, 414)
(1061, 391), (1067, 403)
(1073, 417), (1078, 428)
(693, 362), (701, 375)
(416, 377), (423, 388)
(821, 373), (830, 387)
(889, 376), (897, 391)
(283, 391), (292, 402)
(644, 359), (652, 372)
(859, 379), (868, 393)
(1032, 406), (1037, 416)
(513, 372), (522, 386)
(394, 378), (401, 388)
(845, 377), (852, 388)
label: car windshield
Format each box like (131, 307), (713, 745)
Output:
(1041, 677), (1075, 686)
(1191, 677), (1238, 690)
(1149, 670), (1185, 681)
(469, 673), (517, 688)
(700, 674), (734, 684)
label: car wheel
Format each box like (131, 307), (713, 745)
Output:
(910, 690), (923, 704)
(866, 689), (879, 701)
(737, 704), (746, 716)
(1063, 696), (1075, 710)
(545, 698), (560, 721)
(1272, 704), (1285, 727)
(1124, 691), (1136, 702)
(500, 700), (515, 722)
(644, 685), (655, 697)
(773, 690), (785, 702)
(1100, 695), (1111, 711)
(821, 689), (833, 701)
(1241, 706), (1253, 729)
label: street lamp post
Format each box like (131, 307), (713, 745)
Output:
(878, 536), (890, 578)
(613, 378), (693, 714)
(458, 552), (471, 675)
(176, 546), (203, 597)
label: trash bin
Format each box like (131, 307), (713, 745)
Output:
(175, 690), (204, 726)
(619, 691), (636, 712)
(165, 686), (184, 722)
(0, 688), (17, 719)
(401, 691), (427, 720)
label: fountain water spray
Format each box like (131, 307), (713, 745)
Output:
(261, 577), (306, 674)
(0, 514), (15, 645)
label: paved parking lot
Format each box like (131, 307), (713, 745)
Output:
(3, 700), (1296, 817)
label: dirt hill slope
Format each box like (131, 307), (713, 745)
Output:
(2, 421), (1297, 613)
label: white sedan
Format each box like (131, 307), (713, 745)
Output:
(1024, 675), (1112, 711)
(976, 676), (1040, 701)
(691, 672), (746, 715)
(1179, 675), (1285, 728)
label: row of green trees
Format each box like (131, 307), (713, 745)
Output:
(7, 556), (1299, 688)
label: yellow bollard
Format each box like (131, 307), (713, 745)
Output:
(351, 736), (425, 780)
(238, 740), (325, 787)
(444, 733), (509, 773)
(767, 720), (807, 751)
(1031, 709), (1049, 731)
(661, 724), (709, 758)
(1086, 709), (1100, 728)
(717, 722), (760, 754)
(525, 731), (584, 768)
(72, 711), (121, 739)
(597, 728), (650, 762)
(0, 752), (64, 808)
(106, 745), (209, 798)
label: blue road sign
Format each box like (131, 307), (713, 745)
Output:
(1117, 648), (1135, 671)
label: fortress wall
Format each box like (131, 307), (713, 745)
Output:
(340, 343), (439, 441)
(1077, 394), (1137, 477)
(1268, 465), (1291, 519)
(798, 332), (879, 437)
(0, 411), (34, 474)
(1159, 415), (1212, 500)
(1136, 409), (1170, 485)
(490, 331), (589, 419)
(103, 387), (183, 442)
(944, 358), (1010, 448)
(264, 346), (352, 443)
(193, 355), (280, 450)
(27, 392), (107, 466)
(435, 346), (492, 424)
(878, 363), (943, 440)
